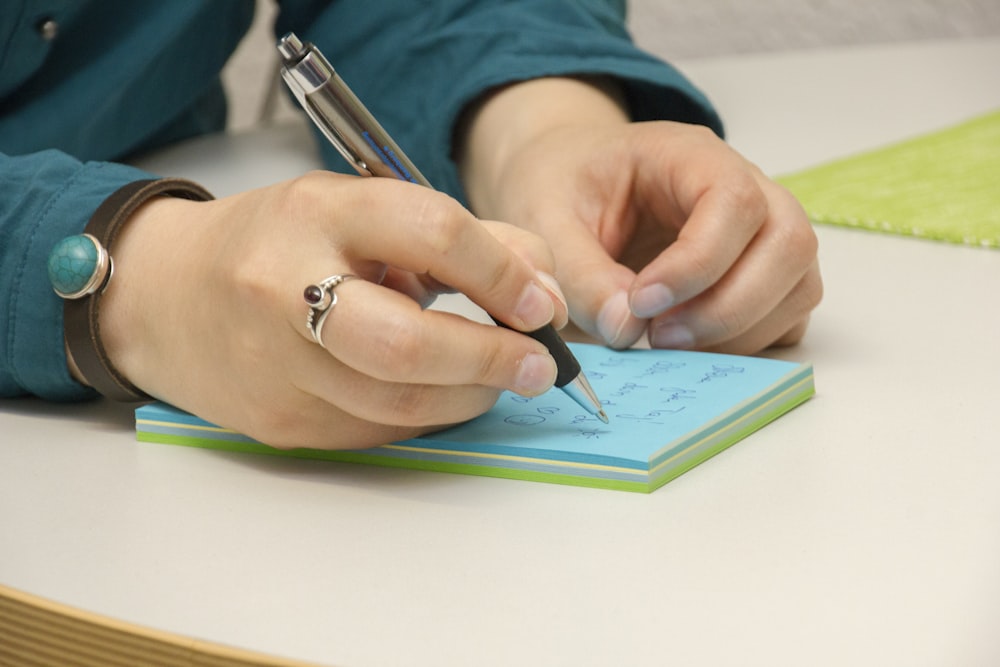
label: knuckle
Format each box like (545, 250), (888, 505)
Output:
(794, 263), (824, 313)
(282, 171), (332, 217)
(415, 195), (472, 257)
(481, 250), (518, 302)
(290, 169), (337, 193)
(785, 222), (819, 260)
(279, 170), (357, 235)
(386, 384), (497, 428)
(809, 271), (824, 309)
(230, 253), (276, 305)
(225, 174), (347, 308)
(762, 181), (819, 257)
(778, 207), (820, 258)
(675, 241), (717, 289)
(521, 229), (554, 264)
(723, 172), (769, 227)
(374, 317), (428, 382)
(473, 338), (513, 386)
(244, 405), (306, 449)
(491, 222), (555, 271)
(709, 301), (751, 340)
(683, 123), (718, 143)
(384, 384), (435, 425)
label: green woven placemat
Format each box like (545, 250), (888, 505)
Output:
(777, 110), (1000, 249)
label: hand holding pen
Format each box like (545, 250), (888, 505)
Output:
(86, 68), (579, 455)
(97, 169), (576, 453)
(277, 32), (608, 422)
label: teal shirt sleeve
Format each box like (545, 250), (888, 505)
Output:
(278, 0), (723, 203)
(0, 1), (253, 161)
(0, 0), (252, 399)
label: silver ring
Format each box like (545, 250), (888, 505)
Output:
(303, 274), (357, 348)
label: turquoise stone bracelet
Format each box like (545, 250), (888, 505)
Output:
(47, 233), (111, 299)
(48, 178), (212, 401)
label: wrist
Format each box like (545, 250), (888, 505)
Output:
(97, 195), (198, 397)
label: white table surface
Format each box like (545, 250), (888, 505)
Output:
(3, 39), (999, 667)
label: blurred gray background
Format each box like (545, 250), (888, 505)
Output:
(222, 0), (1000, 130)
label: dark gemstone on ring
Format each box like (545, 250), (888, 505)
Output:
(304, 285), (323, 304)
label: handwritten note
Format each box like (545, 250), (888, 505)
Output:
(422, 344), (808, 469)
(136, 344), (814, 492)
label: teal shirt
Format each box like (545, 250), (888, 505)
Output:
(0, 0), (721, 400)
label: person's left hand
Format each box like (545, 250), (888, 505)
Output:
(458, 77), (823, 355)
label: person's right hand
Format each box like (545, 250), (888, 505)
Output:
(92, 171), (568, 450)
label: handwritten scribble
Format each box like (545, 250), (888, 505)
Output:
(610, 382), (648, 398)
(571, 414), (606, 425)
(499, 355), (752, 436)
(637, 361), (686, 378)
(574, 428), (610, 440)
(505, 414), (546, 426)
(699, 364), (746, 383)
(615, 407), (686, 424)
(660, 387), (697, 402)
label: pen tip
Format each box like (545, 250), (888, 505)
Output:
(597, 409), (609, 424)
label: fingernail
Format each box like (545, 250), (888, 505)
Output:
(514, 352), (557, 395)
(535, 271), (568, 313)
(514, 281), (555, 330)
(596, 291), (631, 348)
(650, 321), (695, 349)
(630, 284), (675, 319)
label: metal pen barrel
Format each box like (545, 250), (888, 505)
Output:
(277, 33), (428, 185)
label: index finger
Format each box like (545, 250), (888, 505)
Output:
(629, 148), (769, 320)
(317, 177), (560, 333)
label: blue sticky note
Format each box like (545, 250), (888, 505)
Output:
(136, 344), (814, 493)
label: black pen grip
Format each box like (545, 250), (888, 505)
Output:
(493, 318), (580, 388)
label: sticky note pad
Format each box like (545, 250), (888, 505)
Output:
(777, 109), (1000, 248)
(136, 344), (814, 493)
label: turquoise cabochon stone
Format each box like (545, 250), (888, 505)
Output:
(48, 234), (99, 296)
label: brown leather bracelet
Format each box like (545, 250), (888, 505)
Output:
(52, 178), (214, 401)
